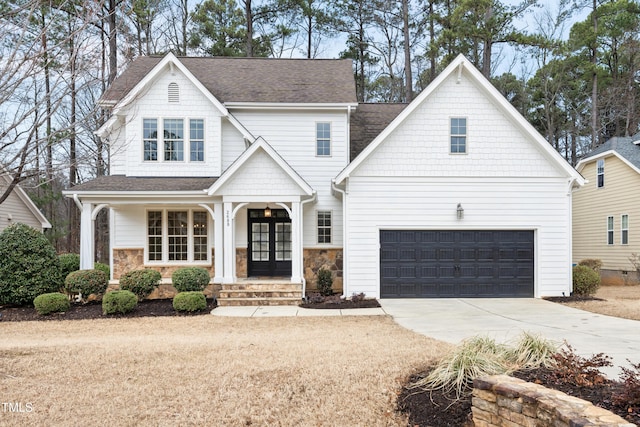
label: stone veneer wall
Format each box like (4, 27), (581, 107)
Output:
(303, 248), (343, 294)
(112, 248), (215, 279)
(472, 375), (634, 427)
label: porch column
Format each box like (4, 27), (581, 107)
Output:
(290, 201), (302, 283)
(79, 202), (94, 270)
(213, 202), (224, 284)
(222, 201), (235, 284)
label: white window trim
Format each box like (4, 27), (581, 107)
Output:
(145, 208), (211, 264)
(607, 215), (614, 245)
(449, 116), (468, 155)
(142, 117), (205, 164)
(315, 122), (332, 157)
(317, 210), (332, 244)
(597, 159), (605, 188)
(621, 214), (629, 245)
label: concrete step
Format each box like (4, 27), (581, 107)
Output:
(219, 290), (302, 299)
(217, 297), (301, 306)
(222, 283), (301, 291)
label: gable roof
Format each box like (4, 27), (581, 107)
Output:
(350, 103), (407, 161)
(335, 54), (585, 186)
(0, 172), (51, 229)
(101, 55), (358, 106)
(576, 133), (640, 173)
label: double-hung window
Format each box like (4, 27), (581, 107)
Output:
(317, 211), (332, 244)
(190, 119), (205, 162)
(143, 119), (158, 161)
(316, 122), (331, 156)
(143, 118), (204, 162)
(607, 216), (614, 245)
(147, 210), (209, 263)
(597, 159), (605, 188)
(450, 117), (467, 154)
(621, 214), (629, 245)
(163, 119), (184, 161)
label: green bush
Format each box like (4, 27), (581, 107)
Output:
(59, 253), (80, 279)
(579, 259), (602, 273)
(0, 223), (62, 306)
(119, 269), (161, 300)
(572, 265), (601, 296)
(172, 267), (210, 292)
(64, 269), (108, 298)
(317, 268), (333, 296)
(94, 262), (110, 279)
(102, 290), (138, 315)
(173, 291), (207, 312)
(33, 293), (70, 315)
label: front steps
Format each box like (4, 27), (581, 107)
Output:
(217, 279), (303, 306)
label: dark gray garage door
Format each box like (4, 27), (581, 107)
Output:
(380, 230), (534, 298)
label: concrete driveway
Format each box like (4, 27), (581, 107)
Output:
(379, 298), (640, 378)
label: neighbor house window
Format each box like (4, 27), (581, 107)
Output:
(316, 122), (331, 156)
(597, 159), (605, 188)
(450, 117), (467, 154)
(146, 210), (209, 263)
(607, 216), (614, 245)
(143, 119), (158, 161)
(164, 119), (184, 161)
(317, 211), (332, 244)
(190, 119), (204, 162)
(622, 214), (629, 245)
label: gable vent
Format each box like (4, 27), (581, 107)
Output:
(168, 82), (179, 103)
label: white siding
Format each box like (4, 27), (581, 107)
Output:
(344, 177), (572, 298)
(0, 187), (44, 231)
(112, 205), (146, 248)
(221, 119), (247, 171)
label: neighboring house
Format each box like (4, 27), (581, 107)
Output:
(0, 172), (51, 232)
(573, 134), (640, 285)
(63, 53), (583, 303)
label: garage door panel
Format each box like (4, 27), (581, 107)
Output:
(380, 230), (534, 298)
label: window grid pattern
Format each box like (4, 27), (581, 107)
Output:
(316, 122), (331, 156)
(193, 211), (208, 261)
(147, 211), (162, 261)
(168, 211), (188, 261)
(251, 223), (269, 261)
(608, 216), (614, 245)
(450, 117), (467, 153)
(622, 214), (629, 245)
(164, 119), (184, 161)
(597, 159), (605, 188)
(143, 119), (158, 161)
(190, 119), (204, 162)
(275, 222), (292, 261)
(317, 211), (332, 244)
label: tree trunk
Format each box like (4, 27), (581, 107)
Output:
(108, 0), (117, 84)
(428, 0), (436, 82)
(482, 4), (493, 78)
(402, 0), (412, 102)
(590, 0), (598, 148)
(245, 0), (253, 56)
(68, 21), (79, 253)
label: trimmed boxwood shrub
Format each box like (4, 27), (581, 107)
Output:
(173, 291), (207, 312)
(64, 269), (108, 298)
(59, 253), (80, 279)
(172, 267), (210, 292)
(119, 269), (161, 300)
(33, 293), (70, 315)
(94, 262), (110, 279)
(573, 265), (601, 296)
(317, 268), (333, 296)
(102, 290), (137, 315)
(0, 223), (62, 306)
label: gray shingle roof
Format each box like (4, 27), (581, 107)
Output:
(350, 103), (407, 160)
(102, 56), (357, 105)
(581, 133), (640, 169)
(69, 176), (217, 192)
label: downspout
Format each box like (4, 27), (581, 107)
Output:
(331, 179), (347, 298)
(300, 192), (317, 298)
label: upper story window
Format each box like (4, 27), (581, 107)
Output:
(316, 122), (331, 156)
(450, 117), (467, 154)
(317, 210), (332, 244)
(143, 118), (204, 163)
(168, 82), (180, 103)
(607, 216), (614, 245)
(597, 159), (605, 188)
(621, 214), (629, 245)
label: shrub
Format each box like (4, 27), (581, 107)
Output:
(94, 262), (110, 279)
(102, 290), (137, 315)
(64, 269), (108, 299)
(317, 268), (333, 296)
(119, 269), (161, 300)
(172, 267), (210, 292)
(173, 291), (207, 312)
(0, 223), (62, 306)
(613, 361), (640, 408)
(550, 343), (611, 387)
(572, 265), (601, 296)
(59, 253), (80, 279)
(33, 293), (70, 315)
(578, 258), (602, 273)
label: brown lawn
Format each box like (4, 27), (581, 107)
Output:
(0, 316), (450, 426)
(563, 285), (640, 321)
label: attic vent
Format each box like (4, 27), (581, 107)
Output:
(168, 82), (179, 103)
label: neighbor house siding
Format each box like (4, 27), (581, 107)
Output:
(0, 186), (44, 231)
(573, 156), (640, 271)
(344, 177), (572, 298)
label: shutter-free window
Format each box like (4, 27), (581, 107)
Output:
(607, 216), (614, 245)
(597, 159), (605, 188)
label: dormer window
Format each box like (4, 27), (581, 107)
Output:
(597, 159), (604, 188)
(168, 82), (179, 103)
(143, 118), (204, 162)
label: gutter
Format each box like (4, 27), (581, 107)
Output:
(331, 179), (347, 298)
(300, 192), (317, 298)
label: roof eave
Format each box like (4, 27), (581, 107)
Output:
(225, 102), (359, 110)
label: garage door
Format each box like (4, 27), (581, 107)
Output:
(380, 230), (534, 298)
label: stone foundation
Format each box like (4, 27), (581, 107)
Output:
(112, 248), (215, 279)
(472, 375), (634, 427)
(236, 248), (247, 278)
(303, 248), (343, 294)
(600, 269), (640, 286)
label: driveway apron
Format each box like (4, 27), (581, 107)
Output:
(380, 298), (640, 378)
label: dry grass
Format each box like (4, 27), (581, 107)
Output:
(564, 285), (640, 321)
(0, 316), (450, 426)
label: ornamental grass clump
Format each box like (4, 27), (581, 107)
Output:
(33, 293), (70, 315)
(102, 290), (137, 315)
(508, 331), (559, 370)
(119, 269), (161, 300)
(172, 267), (209, 292)
(172, 291), (207, 312)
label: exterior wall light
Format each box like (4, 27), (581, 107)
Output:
(456, 203), (464, 220)
(264, 206), (272, 217)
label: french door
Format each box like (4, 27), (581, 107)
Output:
(247, 209), (292, 277)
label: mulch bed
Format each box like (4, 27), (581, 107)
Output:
(299, 299), (381, 309)
(544, 295), (605, 303)
(398, 366), (640, 426)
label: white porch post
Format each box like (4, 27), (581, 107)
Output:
(213, 202), (224, 284)
(222, 201), (235, 284)
(79, 202), (94, 270)
(290, 201), (302, 283)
